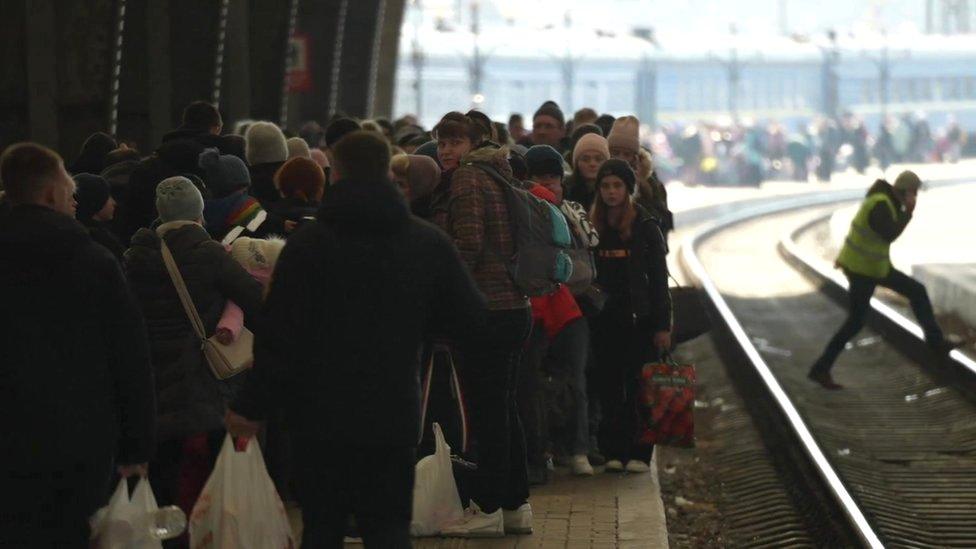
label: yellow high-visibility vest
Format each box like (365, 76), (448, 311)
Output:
(836, 192), (898, 279)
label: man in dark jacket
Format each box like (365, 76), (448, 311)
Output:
(160, 101), (241, 158)
(124, 176), (262, 515)
(120, 138), (207, 243)
(809, 171), (961, 389)
(74, 173), (126, 262)
(0, 143), (155, 546)
(226, 131), (487, 548)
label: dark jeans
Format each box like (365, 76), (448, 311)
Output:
(295, 443), (415, 548)
(518, 318), (591, 462)
(457, 307), (532, 513)
(546, 318), (591, 456)
(590, 302), (654, 463)
(1, 462), (111, 548)
(812, 268), (945, 374)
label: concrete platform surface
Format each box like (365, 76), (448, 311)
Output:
(283, 454), (669, 548)
(913, 264), (976, 328)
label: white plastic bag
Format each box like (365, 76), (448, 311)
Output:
(90, 478), (164, 549)
(189, 435), (294, 549)
(411, 423), (464, 536)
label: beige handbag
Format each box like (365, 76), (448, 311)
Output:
(160, 240), (254, 380)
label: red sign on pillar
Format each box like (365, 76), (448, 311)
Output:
(287, 33), (312, 93)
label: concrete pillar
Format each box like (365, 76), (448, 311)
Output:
(222, 0), (252, 129)
(336, 0), (383, 118)
(24, 0), (59, 148)
(372, 0), (405, 119)
(145, 0), (172, 147)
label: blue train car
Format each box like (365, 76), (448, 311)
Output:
(395, 26), (976, 131)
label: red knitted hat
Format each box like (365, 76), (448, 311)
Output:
(274, 157), (325, 200)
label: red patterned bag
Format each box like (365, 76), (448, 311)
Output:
(636, 356), (696, 448)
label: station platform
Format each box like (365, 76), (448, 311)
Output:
(283, 456), (670, 548)
(666, 159), (976, 216)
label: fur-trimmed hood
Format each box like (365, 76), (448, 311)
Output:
(461, 144), (513, 178)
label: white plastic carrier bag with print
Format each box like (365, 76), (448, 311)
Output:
(189, 435), (294, 548)
(90, 477), (164, 549)
(411, 422), (464, 536)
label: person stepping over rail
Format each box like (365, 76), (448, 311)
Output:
(808, 171), (963, 390)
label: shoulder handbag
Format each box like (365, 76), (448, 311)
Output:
(160, 240), (254, 380)
(669, 275), (712, 345)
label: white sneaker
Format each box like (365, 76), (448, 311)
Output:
(625, 459), (650, 473)
(502, 503), (533, 535)
(571, 454), (594, 476)
(441, 501), (504, 538)
(605, 459), (624, 472)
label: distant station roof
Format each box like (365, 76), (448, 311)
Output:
(402, 24), (976, 64)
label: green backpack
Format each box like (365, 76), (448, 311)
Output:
(469, 162), (573, 297)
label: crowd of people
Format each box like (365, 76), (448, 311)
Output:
(0, 98), (681, 547)
(646, 112), (973, 186)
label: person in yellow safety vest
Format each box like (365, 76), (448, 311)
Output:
(808, 170), (963, 389)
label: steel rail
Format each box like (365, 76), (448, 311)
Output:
(679, 190), (885, 549)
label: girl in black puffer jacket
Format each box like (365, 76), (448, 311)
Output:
(587, 160), (672, 475)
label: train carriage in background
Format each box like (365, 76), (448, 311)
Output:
(395, 25), (976, 134)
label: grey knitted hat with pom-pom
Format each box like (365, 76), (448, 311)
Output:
(199, 147), (250, 199)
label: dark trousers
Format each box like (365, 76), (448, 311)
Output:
(518, 318), (591, 462)
(590, 303), (654, 463)
(1, 462), (111, 548)
(517, 322), (549, 469)
(295, 443), (415, 548)
(457, 307), (532, 513)
(813, 268), (945, 374)
(152, 431), (224, 549)
(546, 318), (591, 456)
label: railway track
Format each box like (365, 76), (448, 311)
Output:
(677, 185), (976, 548)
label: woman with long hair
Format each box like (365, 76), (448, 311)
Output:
(587, 159), (672, 473)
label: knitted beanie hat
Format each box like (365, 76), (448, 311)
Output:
(596, 158), (637, 194)
(525, 145), (565, 178)
(414, 140), (439, 164)
(244, 121), (288, 165)
(533, 100), (565, 127)
(156, 176), (204, 223)
(274, 157), (325, 199)
(73, 173), (111, 221)
(230, 236), (286, 273)
(309, 148), (329, 168)
(607, 116), (640, 155)
(286, 137), (312, 159)
(405, 155), (441, 200)
(573, 133), (610, 166)
(199, 147), (251, 199)
(893, 170), (922, 192)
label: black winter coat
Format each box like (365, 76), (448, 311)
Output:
(269, 196), (318, 222)
(231, 177), (487, 447)
(595, 204), (672, 333)
(124, 222), (262, 441)
(249, 161), (285, 209)
(120, 139), (207, 243)
(0, 205), (155, 489)
(628, 206), (672, 332)
(82, 218), (127, 263)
